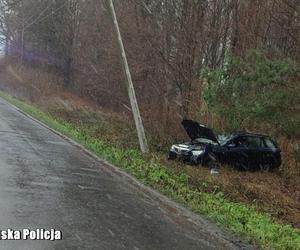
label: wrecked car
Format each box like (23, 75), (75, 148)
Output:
(168, 120), (281, 171)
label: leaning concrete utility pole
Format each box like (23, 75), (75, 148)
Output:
(106, 0), (149, 153)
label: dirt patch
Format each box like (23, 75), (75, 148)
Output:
(185, 165), (300, 228)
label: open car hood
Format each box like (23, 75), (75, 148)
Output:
(181, 120), (219, 144)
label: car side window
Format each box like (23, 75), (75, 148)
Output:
(233, 137), (248, 147)
(246, 136), (264, 148)
(263, 138), (277, 150)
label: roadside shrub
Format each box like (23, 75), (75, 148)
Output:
(202, 49), (300, 137)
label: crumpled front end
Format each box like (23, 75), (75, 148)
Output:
(168, 143), (206, 164)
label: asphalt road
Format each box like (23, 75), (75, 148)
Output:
(0, 97), (252, 250)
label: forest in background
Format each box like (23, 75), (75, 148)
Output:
(0, 0), (300, 232)
(0, 0), (299, 135)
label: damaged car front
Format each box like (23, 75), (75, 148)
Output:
(168, 120), (220, 165)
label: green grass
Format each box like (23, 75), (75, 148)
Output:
(1, 91), (300, 250)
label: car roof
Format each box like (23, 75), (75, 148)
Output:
(232, 132), (270, 138)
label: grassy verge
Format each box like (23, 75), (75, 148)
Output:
(1, 91), (300, 250)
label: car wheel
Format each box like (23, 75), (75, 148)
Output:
(190, 155), (201, 165)
(261, 156), (280, 172)
(235, 155), (250, 171)
(259, 163), (271, 172)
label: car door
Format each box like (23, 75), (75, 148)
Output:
(245, 136), (264, 170)
(225, 136), (250, 170)
(261, 137), (281, 169)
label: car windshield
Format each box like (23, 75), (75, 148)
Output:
(218, 134), (234, 146)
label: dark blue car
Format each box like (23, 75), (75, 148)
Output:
(168, 120), (281, 171)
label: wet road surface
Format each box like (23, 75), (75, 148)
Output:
(0, 97), (252, 250)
